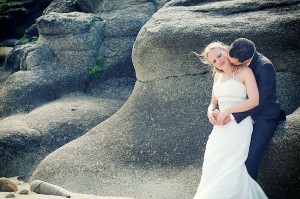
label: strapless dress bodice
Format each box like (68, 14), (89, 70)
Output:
(213, 79), (247, 111)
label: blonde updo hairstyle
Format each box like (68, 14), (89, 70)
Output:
(196, 41), (229, 73)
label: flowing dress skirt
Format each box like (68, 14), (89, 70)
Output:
(193, 117), (267, 199)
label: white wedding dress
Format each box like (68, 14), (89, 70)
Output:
(193, 77), (268, 199)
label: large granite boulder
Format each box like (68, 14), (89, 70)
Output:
(30, 76), (209, 199)
(30, 1), (300, 199)
(0, 77), (135, 178)
(43, 0), (80, 15)
(259, 108), (300, 199)
(17, 0), (81, 44)
(0, 12), (105, 118)
(77, 0), (171, 84)
(0, 8), (124, 178)
(0, 0), (171, 180)
(1, 0), (171, 118)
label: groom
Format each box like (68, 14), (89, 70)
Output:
(222, 38), (284, 180)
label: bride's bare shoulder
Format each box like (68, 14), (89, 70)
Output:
(239, 66), (253, 75)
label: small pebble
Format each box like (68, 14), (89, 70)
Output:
(19, 189), (29, 194)
(5, 193), (15, 198)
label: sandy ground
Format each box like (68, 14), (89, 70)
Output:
(0, 177), (134, 199)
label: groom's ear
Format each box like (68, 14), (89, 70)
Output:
(225, 48), (229, 55)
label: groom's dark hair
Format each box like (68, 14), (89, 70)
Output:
(229, 38), (256, 62)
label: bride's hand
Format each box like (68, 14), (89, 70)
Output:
(217, 110), (229, 124)
(208, 109), (219, 125)
(212, 109), (220, 117)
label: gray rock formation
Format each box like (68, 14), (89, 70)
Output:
(0, 177), (18, 192)
(18, 0), (81, 44)
(43, 0), (80, 15)
(0, 90), (129, 177)
(30, 1), (300, 199)
(76, 0), (170, 82)
(259, 108), (300, 199)
(0, 0), (170, 179)
(1, 0), (170, 118)
(30, 180), (71, 197)
(1, 12), (105, 117)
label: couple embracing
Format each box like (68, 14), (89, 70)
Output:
(193, 38), (285, 198)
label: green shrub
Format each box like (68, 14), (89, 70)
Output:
(21, 38), (30, 44)
(0, 0), (10, 10)
(90, 65), (103, 77)
(89, 55), (107, 77)
(89, 53), (118, 77)
(96, 55), (105, 63)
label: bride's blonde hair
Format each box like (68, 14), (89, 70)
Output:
(194, 41), (229, 73)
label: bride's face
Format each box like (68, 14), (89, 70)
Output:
(207, 48), (230, 71)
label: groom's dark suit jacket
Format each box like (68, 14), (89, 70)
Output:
(232, 51), (281, 139)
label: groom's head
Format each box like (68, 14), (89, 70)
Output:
(228, 38), (256, 66)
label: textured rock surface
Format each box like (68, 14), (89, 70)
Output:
(0, 78), (134, 178)
(0, 178), (18, 192)
(75, 0), (172, 82)
(43, 0), (80, 15)
(30, 1), (300, 199)
(0, 176), (135, 199)
(0, 0), (169, 180)
(30, 180), (71, 197)
(259, 108), (300, 199)
(0, 0), (171, 118)
(0, 12), (105, 117)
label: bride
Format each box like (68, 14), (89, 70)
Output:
(193, 42), (267, 199)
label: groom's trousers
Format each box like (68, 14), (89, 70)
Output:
(245, 119), (279, 180)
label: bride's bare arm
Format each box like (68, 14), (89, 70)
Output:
(207, 74), (220, 125)
(208, 93), (219, 125)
